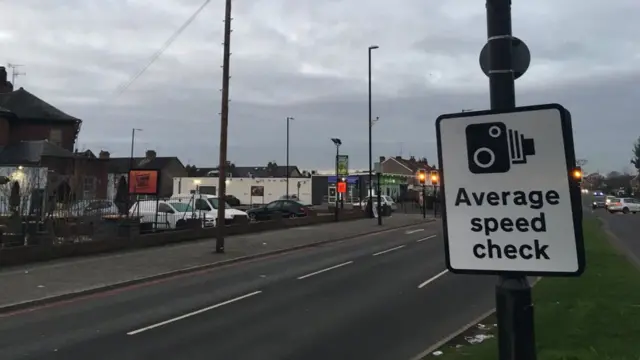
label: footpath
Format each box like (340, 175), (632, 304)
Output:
(0, 214), (431, 311)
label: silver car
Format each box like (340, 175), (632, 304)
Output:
(607, 198), (640, 214)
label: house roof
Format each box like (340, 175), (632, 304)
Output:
(192, 167), (217, 177)
(107, 157), (184, 174)
(233, 166), (300, 178)
(383, 156), (433, 172)
(0, 140), (75, 165)
(0, 88), (80, 123)
(190, 165), (301, 178)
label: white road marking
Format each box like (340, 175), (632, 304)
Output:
(127, 291), (262, 335)
(416, 235), (437, 242)
(418, 269), (449, 289)
(405, 229), (424, 235)
(297, 261), (353, 280)
(372, 245), (406, 256)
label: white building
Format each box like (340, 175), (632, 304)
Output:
(173, 176), (312, 205)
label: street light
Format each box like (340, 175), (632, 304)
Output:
(331, 138), (342, 222)
(286, 116), (294, 198)
(368, 45), (379, 219)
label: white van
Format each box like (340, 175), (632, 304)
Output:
(129, 200), (215, 230)
(361, 194), (397, 212)
(170, 193), (249, 226)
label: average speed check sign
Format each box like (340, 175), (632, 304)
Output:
(435, 103), (585, 276)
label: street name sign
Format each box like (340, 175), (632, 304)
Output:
(435, 103), (585, 276)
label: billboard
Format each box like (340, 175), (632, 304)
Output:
(128, 169), (160, 195)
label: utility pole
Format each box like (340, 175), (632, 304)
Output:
(216, 0), (232, 254)
(486, 1), (536, 359)
(286, 116), (294, 198)
(7, 63), (25, 87)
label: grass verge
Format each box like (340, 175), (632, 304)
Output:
(426, 218), (640, 359)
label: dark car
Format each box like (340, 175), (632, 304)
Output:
(246, 200), (311, 222)
(592, 196), (606, 209)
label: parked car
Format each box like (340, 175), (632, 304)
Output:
(170, 193), (248, 225)
(607, 198), (640, 214)
(129, 200), (215, 230)
(246, 200), (311, 222)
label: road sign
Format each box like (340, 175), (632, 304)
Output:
(479, 36), (531, 80)
(337, 181), (346, 193)
(435, 103), (585, 276)
(337, 155), (349, 176)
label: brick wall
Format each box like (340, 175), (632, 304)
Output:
(0, 116), (9, 147)
(9, 122), (78, 152)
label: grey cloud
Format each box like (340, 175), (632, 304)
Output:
(0, 0), (638, 174)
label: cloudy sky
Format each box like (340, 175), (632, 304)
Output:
(1, 0), (639, 173)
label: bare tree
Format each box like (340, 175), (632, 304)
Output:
(0, 168), (41, 216)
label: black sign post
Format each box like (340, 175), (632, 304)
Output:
(376, 172), (382, 226)
(433, 187), (438, 218)
(486, 1), (536, 359)
(422, 185), (426, 219)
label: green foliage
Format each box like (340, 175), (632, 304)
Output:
(432, 219), (640, 360)
(631, 136), (640, 171)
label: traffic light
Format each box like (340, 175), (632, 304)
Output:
(417, 170), (427, 185)
(571, 167), (583, 183)
(430, 170), (440, 185)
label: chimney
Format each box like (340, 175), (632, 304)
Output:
(395, 156), (402, 161)
(0, 67), (12, 93)
(145, 150), (157, 159)
(379, 156), (385, 162)
(409, 155), (416, 162)
(99, 150), (110, 159)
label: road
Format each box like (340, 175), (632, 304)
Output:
(0, 223), (496, 360)
(591, 206), (640, 262)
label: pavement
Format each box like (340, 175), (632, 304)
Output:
(0, 214), (429, 310)
(0, 215), (497, 360)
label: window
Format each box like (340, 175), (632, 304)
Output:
(207, 198), (231, 209)
(169, 202), (192, 212)
(195, 199), (212, 211)
(158, 203), (173, 213)
(49, 129), (63, 146)
(281, 201), (296, 210)
(266, 201), (281, 210)
(83, 176), (96, 192)
(83, 176), (96, 200)
(199, 186), (216, 195)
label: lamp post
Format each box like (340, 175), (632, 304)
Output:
(331, 138), (342, 222)
(286, 116), (294, 198)
(368, 45), (379, 218)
